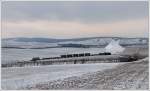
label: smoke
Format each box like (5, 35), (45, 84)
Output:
(105, 39), (125, 54)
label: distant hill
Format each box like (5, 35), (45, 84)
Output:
(2, 37), (148, 43)
(2, 37), (149, 49)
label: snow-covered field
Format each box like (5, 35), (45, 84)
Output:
(1, 38), (148, 90)
(2, 37), (148, 64)
(2, 48), (105, 64)
(27, 57), (149, 90)
(1, 63), (121, 90)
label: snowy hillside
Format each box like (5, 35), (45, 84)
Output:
(2, 37), (148, 49)
(59, 38), (148, 46)
(2, 39), (58, 49)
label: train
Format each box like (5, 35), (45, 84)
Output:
(30, 52), (111, 62)
(61, 53), (90, 58)
(60, 52), (111, 58)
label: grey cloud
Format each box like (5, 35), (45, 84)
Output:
(2, 1), (149, 23)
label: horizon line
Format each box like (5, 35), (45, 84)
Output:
(2, 36), (149, 39)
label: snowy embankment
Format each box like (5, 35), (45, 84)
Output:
(1, 63), (121, 90)
(27, 57), (148, 90)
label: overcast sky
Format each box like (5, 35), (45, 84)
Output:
(2, 1), (149, 38)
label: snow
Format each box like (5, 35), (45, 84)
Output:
(58, 38), (112, 46)
(105, 40), (125, 54)
(1, 63), (121, 90)
(58, 38), (148, 46)
(2, 48), (105, 64)
(28, 57), (148, 90)
(2, 39), (58, 48)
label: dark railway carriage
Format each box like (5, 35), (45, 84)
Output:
(79, 53), (84, 57)
(85, 53), (90, 56)
(73, 54), (79, 57)
(61, 55), (67, 58)
(67, 54), (73, 58)
(104, 52), (111, 55)
(99, 52), (111, 55)
(30, 57), (40, 62)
